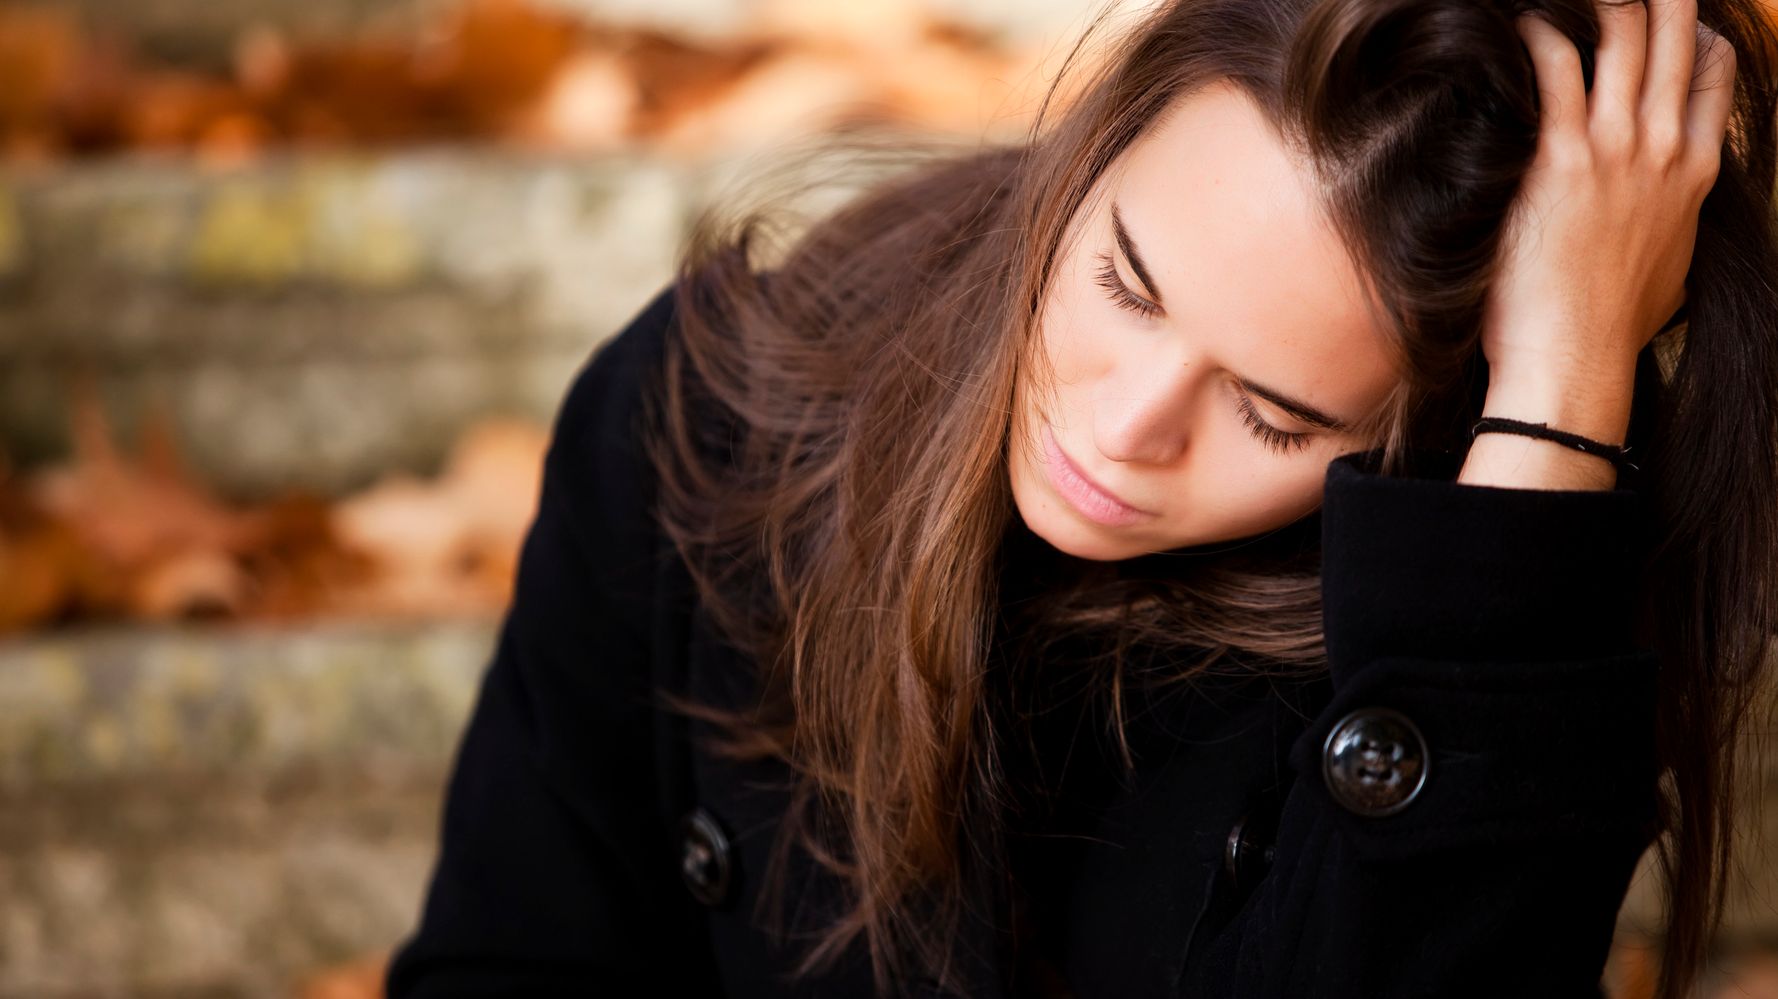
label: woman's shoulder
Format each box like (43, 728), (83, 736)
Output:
(557, 267), (763, 492)
(531, 281), (685, 620)
(559, 281), (680, 467)
(544, 270), (755, 610)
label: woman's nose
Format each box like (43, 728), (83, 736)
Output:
(1093, 354), (1200, 466)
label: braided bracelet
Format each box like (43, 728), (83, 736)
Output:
(1469, 416), (1640, 474)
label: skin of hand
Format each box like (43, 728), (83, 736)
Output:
(1459, 0), (1737, 492)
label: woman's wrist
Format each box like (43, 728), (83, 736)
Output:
(1456, 360), (1638, 492)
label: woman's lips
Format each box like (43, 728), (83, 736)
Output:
(1040, 423), (1153, 527)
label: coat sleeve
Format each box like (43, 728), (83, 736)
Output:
(384, 284), (720, 996)
(1181, 446), (1662, 999)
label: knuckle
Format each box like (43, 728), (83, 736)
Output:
(1592, 120), (1636, 161)
(1526, 27), (1581, 75)
(1710, 34), (1739, 74)
(1545, 134), (1593, 173)
(1643, 122), (1686, 163)
(1548, 42), (1583, 78)
(1691, 143), (1724, 189)
(1698, 24), (1731, 57)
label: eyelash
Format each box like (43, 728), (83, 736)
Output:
(1092, 251), (1162, 320)
(1234, 391), (1315, 455)
(1091, 250), (1314, 457)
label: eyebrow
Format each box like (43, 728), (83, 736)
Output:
(1236, 376), (1353, 433)
(1110, 198), (1354, 435)
(1111, 202), (1163, 306)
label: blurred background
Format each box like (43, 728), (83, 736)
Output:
(0, 0), (1773, 996)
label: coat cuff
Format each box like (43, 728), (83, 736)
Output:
(1301, 446), (1660, 858)
(1284, 650), (1661, 859)
(1318, 445), (1648, 687)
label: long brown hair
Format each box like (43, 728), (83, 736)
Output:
(641, 1), (1778, 995)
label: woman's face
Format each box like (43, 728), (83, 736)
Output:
(1010, 79), (1403, 562)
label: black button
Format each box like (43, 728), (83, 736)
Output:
(678, 807), (733, 906)
(1321, 706), (1428, 817)
(1222, 809), (1277, 892)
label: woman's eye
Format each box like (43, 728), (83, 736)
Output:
(1092, 251), (1162, 320)
(1234, 390), (1314, 455)
(1090, 249), (1313, 457)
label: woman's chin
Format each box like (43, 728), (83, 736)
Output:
(1014, 497), (1147, 562)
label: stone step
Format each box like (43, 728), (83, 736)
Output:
(0, 619), (496, 997)
(0, 149), (692, 498)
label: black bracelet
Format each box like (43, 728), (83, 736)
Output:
(1470, 416), (1640, 474)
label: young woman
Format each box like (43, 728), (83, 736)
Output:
(386, 0), (1778, 996)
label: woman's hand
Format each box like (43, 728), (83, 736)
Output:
(1460, 0), (1736, 491)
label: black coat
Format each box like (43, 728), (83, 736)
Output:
(384, 282), (1664, 998)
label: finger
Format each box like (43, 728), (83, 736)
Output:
(1685, 26), (1737, 177)
(1517, 11), (1589, 142)
(1641, 0), (1700, 126)
(1590, 0), (1649, 133)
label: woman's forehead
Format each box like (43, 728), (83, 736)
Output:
(1104, 81), (1400, 422)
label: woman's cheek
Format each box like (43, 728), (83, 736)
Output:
(1246, 461), (1329, 529)
(1035, 316), (1101, 411)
